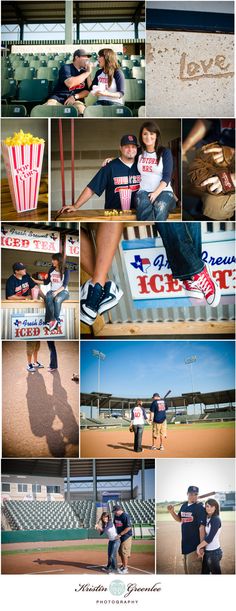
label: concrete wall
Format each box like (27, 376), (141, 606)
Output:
(51, 118), (181, 209)
(146, 30), (234, 116)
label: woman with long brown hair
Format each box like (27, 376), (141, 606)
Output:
(32, 253), (70, 332)
(95, 511), (120, 572)
(91, 48), (125, 106)
(196, 498), (223, 574)
(135, 120), (176, 220)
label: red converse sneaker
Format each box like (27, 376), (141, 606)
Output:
(183, 266), (221, 307)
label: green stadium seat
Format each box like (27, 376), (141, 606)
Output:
(2, 67), (14, 78)
(23, 61), (29, 67)
(17, 79), (49, 102)
(1, 104), (27, 117)
(1, 79), (17, 100)
(14, 67), (33, 81)
(124, 78), (145, 103)
(132, 59), (141, 67)
(122, 59), (134, 69)
(122, 66), (132, 79)
(84, 104), (133, 117)
(47, 60), (60, 68)
(30, 104), (78, 117)
(39, 60), (48, 67)
(132, 67), (145, 79)
(138, 105), (146, 117)
(37, 67), (58, 82)
(141, 59), (146, 68)
(84, 92), (96, 107)
(130, 55), (142, 61)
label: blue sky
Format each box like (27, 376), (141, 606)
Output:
(81, 340), (235, 399)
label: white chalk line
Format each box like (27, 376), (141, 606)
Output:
(127, 564), (152, 574)
(26, 569), (65, 574)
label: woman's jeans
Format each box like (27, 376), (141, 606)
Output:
(202, 548), (223, 574)
(107, 539), (120, 570)
(45, 289), (69, 323)
(133, 425), (144, 452)
(47, 341), (58, 369)
(136, 190), (176, 221)
(95, 100), (117, 106)
(156, 222), (204, 280)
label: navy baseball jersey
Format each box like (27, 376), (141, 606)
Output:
(6, 273), (35, 298)
(178, 502), (206, 555)
(113, 512), (132, 542)
(87, 158), (141, 210)
(51, 64), (90, 103)
(150, 399), (168, 423)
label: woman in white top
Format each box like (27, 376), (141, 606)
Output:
(95, 512), (120, 572)
(91, 48), (125, 106)
(135, 120), (176, 221)
(130, 400), (149, 453)
(196, 499), (222, 574)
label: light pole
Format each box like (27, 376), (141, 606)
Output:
(184, 355), (197, 415)
(92, 350), (106, 412)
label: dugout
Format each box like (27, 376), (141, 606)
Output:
(1, 221), (79, 339)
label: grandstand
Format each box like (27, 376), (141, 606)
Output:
(1, 459), (155, 541)
(80, 389), (235, 427)
(1, 1), (145, 117)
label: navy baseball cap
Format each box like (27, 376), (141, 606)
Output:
(112, 504), (122, 512)
(187, 486), (199, 494)
(120, 134), (138, 147)
(13, 262), (26, 272)
(152, 392), (160, 397)
(73, 48), (91, 59)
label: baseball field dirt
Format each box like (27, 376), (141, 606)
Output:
(80, 423), (235, 458)
(2, 341), (79, 457)
(156, 516), (235, 574)
(2, 538), (155, 575)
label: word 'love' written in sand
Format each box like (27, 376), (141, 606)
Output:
(179, 52), (234, 81)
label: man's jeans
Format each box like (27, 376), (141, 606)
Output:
(47, 341), (58, 369)
(108, 539), (120, 570)
(133, 425), (144, 452)
(156, 222), (204, 280)
(45, 289), (69, 323)
(136, 190), (176, 221)
(202, 548), (223, 574)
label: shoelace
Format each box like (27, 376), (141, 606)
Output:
(86, 283), (104, 310)
(192, 272), (213, 296)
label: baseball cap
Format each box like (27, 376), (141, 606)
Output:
(13, 262), (26, 272)
(73, 48), (91, 59)
(120, 134), (138, 147)
(152, 392), (160, 397)
(187, 486), (199, 494)
(112, 504), (122, 512)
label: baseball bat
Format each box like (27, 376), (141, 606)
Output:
(164, 390), (171, 399)
(172, 491), (216, 507)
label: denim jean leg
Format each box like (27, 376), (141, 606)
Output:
(155, 222), (204, 280)
(45, 291), (55, 323)
(204, 549), (222, 574)
(47, 341), (58, 369)
(153, 191), (176, 221)
(110, 539), (120, 570)
(53, 290), (69, 321)
(135, 190), (154, 220)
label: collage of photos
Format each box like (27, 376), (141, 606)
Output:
(0, 0), (235, 607)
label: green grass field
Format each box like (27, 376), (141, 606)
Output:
(2, 542), (154, 556)
(156, 510), (235, 523)
(82, 421), (234, 432)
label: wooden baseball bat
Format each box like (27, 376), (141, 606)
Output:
(172, 491), (216, 507)
(164, 390), (171, 399)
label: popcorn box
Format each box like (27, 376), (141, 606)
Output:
(2, 132), (45, 213)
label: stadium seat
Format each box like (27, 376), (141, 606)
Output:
(83, 104), (133, 118)
(122, 66), (132, 79)
(130, 54), (143, 61)
(138, 105), (146, 117)
(37, 67), (58, 82)
(47, 60), (60, 68)
(1, 78), (17, 100)
(122, 59), (134, 69)
(141, 59), (146, 67)
(2, 67), (13, 79)
(14, 67), (33, 81)
(124, 78), (145, 104)
(29, 60), (41, 70)
(1, 104), (27, 117)
(30, 104), (78, 117)
(132, 67), (145, 79)
(17, 79), (49, 103)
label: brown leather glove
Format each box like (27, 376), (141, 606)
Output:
(188, 142), (235, 195)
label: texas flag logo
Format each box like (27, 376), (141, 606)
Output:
(130, 254), (151, 273)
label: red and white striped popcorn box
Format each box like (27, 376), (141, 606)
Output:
(2, 141), (45, 213)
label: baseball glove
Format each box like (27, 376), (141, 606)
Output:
(188, 142), (235, 195)
(129, 424), (134, 433)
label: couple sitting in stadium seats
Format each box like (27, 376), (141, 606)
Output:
(44, 47), (125, 115)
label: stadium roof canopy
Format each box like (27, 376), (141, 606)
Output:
(2, 459), (154, 478)
(2, 1), (145, 25)
(81, 389), (235, 408)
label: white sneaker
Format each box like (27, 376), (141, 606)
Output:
(27, 364), (36, 372)
(118, 567), (128, 574)
(98, 280), (123, 315)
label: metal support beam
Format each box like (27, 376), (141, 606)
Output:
(131, 474), (133, 499)
(65, 0), (73, 44)
(93, 459), (97, 502)
(76, 1), (80, 41)
(19, 22), (24, 41)
(141, 460), (145, 501)
(66, 459), (70, 502)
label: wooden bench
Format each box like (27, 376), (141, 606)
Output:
(52, 208), (182, 222)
